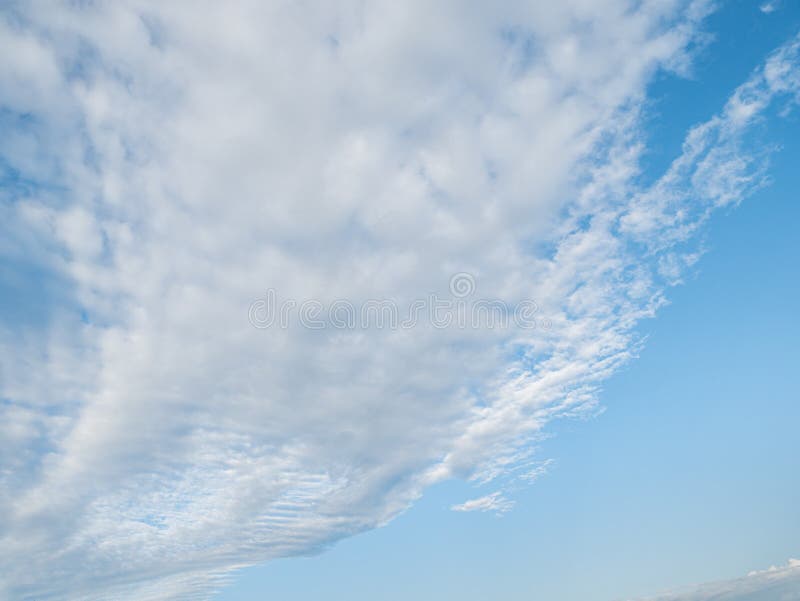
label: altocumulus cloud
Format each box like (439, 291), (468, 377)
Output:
(0, 2), (799, 599)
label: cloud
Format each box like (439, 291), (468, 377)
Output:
(635, 559), (800, 600)
(0, 2), (798, 599)
(760, 2), (780, 15)
(451, 492), (514, 515)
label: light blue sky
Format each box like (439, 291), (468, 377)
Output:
(217, 138), (800, 600)
(215, 3), (800, 599)
(1, 2), (798, 600)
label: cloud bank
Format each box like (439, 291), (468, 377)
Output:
(0, 2), (798, 599)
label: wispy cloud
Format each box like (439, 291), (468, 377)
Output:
(0, 2), (798, 600)
(451, 492), (514, 515)
(760, 2), (780, 15)
(634, 559), (800, 600)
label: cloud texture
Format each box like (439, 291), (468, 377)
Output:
(0, 2), (798, 599)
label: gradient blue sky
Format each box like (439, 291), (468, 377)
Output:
(216, 3), (800, 599)
(1, 2), (799, 600)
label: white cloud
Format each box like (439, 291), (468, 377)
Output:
(635, 559), (800, 600)
(0, 2), (798, 600)
(451, 492), (514, 515)
(760, 2), (780, 15)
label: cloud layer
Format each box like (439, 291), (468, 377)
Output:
(0, 2), (798, 599)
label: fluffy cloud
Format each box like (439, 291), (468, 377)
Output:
(0, 2), (798, 599)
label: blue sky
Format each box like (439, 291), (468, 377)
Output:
(217, 129), (800, 601)
(1, 2), (799, 600)
(216, 5), (800, 599)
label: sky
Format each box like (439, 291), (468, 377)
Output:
(0, 1), (798, 600)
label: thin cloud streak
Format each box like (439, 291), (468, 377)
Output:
(634, 559), (800, 600)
